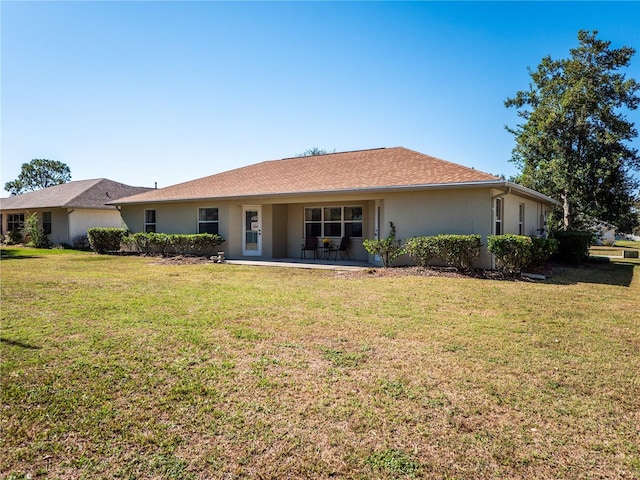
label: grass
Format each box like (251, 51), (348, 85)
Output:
(590, 240), (640, 266)
(1, 246), (639, 479)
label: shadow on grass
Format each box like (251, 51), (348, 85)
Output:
(548, 262), (635, 287)
(0, 249), (41, 260)
(0, 337), (42, 350)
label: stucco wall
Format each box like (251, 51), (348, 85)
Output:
(0, 207), (120, 246)
(377, 188), (493, 267)
(69, 209), (123, 244)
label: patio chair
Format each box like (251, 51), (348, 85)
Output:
(333, 236), (350, 260)
(301, 236), (318, 259)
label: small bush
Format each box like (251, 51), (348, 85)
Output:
(87, 228), (127, 254)
(363, 222), (404, 267)
(4, 229), (24, 245)
(191, 233), (225, 255)
(487, 235), (532, 274)
(23, 213), (50, 249)
(552, 230), (593, 264)
(434, 234), (482, 270)
(128, 232), (150, 255)
(488, 235), (559, 274)
(404, 236), (439, 267)
(403, 234), (482, 270)
(168, 234), (194, 255)
(147, 232), (171, 257)
(529, 236), (558, 268)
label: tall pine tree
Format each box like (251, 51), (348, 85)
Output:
(505, 30), (639, 232)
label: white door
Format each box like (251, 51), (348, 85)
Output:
(242, 206), (262, 256)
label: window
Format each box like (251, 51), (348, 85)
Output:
(42, 212), (52, 235)
(304, 206), (363, 238)
(495, 198), (503, 235)
(198, 207), (219, 234)
(8, 213), (24, 232)
(518, 204), (525, 235)
(344, 206), (363, 237)
(144, 210), (156, 233)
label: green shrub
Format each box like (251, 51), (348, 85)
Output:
(168, 234), (194, 255)
(3, 229), (24, 245)
(129, 232), (153, 255)
(552, 230), (593, 264)
(191, 233), (225, 255)
(433, 234), (482, 270)
(404, 236), (439, 267)
(23, 213), (50, 249)
(147, 232), (170, 256)
(529, 237), (559, 268)
(488, 235), (559, 274)
(363, 222), (404, 267)
(487, 235), (532, 274)
(87, 228), (127, 254)
(124, 232), (225, 256)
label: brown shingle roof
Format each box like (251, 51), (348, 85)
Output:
(114, 147), (500, 204)
(0, 179), (152, 210)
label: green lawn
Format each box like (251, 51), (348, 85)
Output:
(1, 247), (639, 479)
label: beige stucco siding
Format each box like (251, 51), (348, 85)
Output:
(378, 188), (493, 267)
(0, 207), (121, 246)
(381, 188), (491, 238)
(500, 194), (545, 236)
(69, 209), (123, 243)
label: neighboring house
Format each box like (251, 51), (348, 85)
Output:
(112, 147), (560, 268)
(588, 219), (617, 246)
(0, 179), (152, 246)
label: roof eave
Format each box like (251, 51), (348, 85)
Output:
(112, 180), (560, 205)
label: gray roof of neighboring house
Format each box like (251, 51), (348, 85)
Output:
(0, 179), (152, 210)
(111, 147), (560, 206)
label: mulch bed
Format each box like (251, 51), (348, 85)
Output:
(150, 255), (557, 281)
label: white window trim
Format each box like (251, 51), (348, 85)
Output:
(494, 198), (503, 235)
(304, 205), (363, 238)
(518, 203), (525, 236)
(144, 209), (156, 233)
(198, 207), (219, 234)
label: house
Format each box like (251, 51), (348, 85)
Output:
(112, 147), (560, 268)
(588, 219), (617, 246)
(0, 179), (152, 246)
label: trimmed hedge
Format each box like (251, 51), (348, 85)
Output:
(551, 231), (593, 264)
(487, 235), (532, 274)
(404, 234), (482, 270)
(91, 230), (225, 256)
(403, 236), (439, 268)
(488, 235), (559, 274)
(434, 234), (482, 270)
(529, 236), (559, 268)
(87, 228), (128, 254)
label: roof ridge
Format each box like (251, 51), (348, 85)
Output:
(279, 147), (388, 161)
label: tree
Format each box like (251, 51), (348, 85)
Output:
(5, 159), (71, 195)
(505, 30), (640, 232)
(295, 147), (336, 157)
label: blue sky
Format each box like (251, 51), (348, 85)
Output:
(2, 1), (639, 194)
